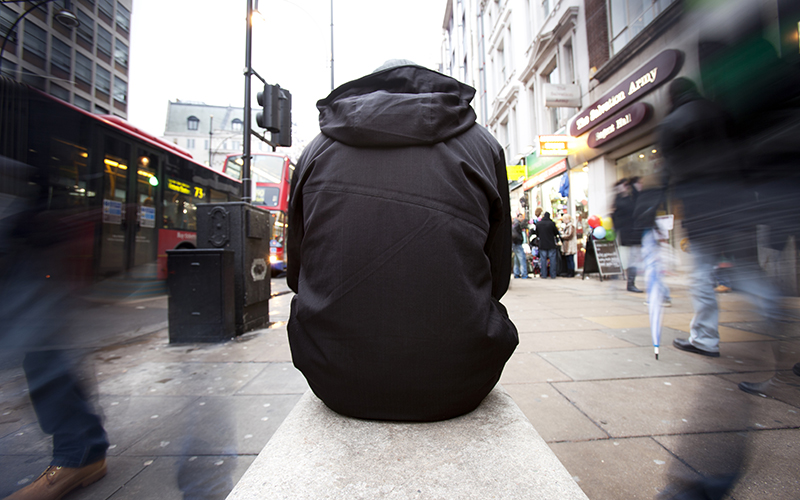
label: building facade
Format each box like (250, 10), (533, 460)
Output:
(442, 0), (799, 271)
(162, 101), (301, 171)
(1, 0), (132, 117)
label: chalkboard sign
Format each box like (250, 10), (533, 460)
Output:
(582, 239), (625, 281)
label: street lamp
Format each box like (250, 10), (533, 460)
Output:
(0, 0), (81, 73)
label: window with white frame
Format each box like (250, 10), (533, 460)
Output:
(115, 2), (130, 32)
(187, 116), (200, 131)
(187, 138), (195, 149)
(114, 39), (128, 67)
(231, 119), (243, 132)
(51, 36), (71, 73)
(97, 25), (112, 56)
(608, 0), (676, 56)
(23, 21), (47, 60)
(113, 77), (126, 103)
(95, 65), (110, 94)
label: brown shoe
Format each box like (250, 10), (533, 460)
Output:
(4, 458), (107, 500)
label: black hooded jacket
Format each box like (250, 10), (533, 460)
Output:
(286, 65), (518, 421)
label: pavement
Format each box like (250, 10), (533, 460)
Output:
(1, 274), (799, 499)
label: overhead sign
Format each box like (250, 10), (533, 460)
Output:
(587, 103), (651, 148)
(538, 135), (570, 156)
(544, 83), (581, 108)
(523, 159), (567, 190)
(506, 164), (526, 182)
(569, 49), (681, 137)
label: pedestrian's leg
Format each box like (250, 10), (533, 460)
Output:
(23, 350), (108, 468)
(688, 251), (720, 353)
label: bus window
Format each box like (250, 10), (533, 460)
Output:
(210, 188), (228, 203)
(47, 138), (94, 210)
(224, 156), (243, 179)
(251, 154), (284, 183)
(254, 185), (279, 206)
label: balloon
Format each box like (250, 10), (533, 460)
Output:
(587, 215), (601, 228)
(604, 228), (616, 241)
(601, 217), (614, 230)
(593, 226), (606, 239)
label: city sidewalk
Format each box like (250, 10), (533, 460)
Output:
(1, 275), (798, 499)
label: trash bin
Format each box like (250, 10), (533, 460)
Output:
(167, 248), (235, 343)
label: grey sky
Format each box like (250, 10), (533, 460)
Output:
(128, 0), (447, 145)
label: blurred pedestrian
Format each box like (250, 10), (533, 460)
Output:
(612, 178), (643, 292)
(0, 156), (108, 500)
(559, 214), (577, 277)
(511, 213), (529, 279)
(286, 60), (518, 422)
(535, 212), (559, 279)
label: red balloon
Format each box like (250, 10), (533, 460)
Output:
(588, 215), (601, 228)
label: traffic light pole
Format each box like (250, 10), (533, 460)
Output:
(242, 0), (255, 203)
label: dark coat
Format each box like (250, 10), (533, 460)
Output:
(534, 214), (559, 251)
(612, 191), (642, 246)
(286, 65), (518, 422)
(511, 219), (526, 245)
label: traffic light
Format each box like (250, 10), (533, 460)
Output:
(272, 88), (292, 147)
(256, 84), (280, 132)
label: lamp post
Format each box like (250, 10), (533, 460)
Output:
(0, 0), (80, 74)
(242, 0), (255, 203)
(208, 115), (214, 167)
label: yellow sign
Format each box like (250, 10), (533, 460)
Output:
(506, 165), (526, 181)
(168, 179), (191, 195)
(538, 135), (570, 157)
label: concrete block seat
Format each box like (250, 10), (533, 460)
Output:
(226, 385), (588, 500)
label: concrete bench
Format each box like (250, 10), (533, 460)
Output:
(226, 385), (588, 500)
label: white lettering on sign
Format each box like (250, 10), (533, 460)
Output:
(629, 68), (658, 96)
(595, 124), (616, 141)
(585, 91), (627, 128)
(616, 113), (632, 129)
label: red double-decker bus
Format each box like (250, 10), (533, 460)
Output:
(223, 153), (293, 275)
(0, 79), (242, 297)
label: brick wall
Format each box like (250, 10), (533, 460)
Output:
(584, 0), (610, 71)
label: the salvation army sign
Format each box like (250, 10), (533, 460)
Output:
(587, 102), (651, 148)
(569, 49), (681, 137)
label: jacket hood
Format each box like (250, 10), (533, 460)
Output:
(316, 65), (477, 147)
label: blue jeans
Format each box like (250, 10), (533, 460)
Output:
(540, 248), (557, 278)
(0, 251), (108, 468)
(512, 243), (528, 278)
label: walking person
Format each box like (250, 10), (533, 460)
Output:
(535, 212), (560, 279)
(559, 215), (577, 277)
(612, 178), (644, 292)
(511, 213), (529, 279)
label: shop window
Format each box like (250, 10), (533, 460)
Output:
(614, 145), (663, 181)
(608, 0), (676, 56)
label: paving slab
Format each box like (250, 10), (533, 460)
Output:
(0, 455), (52, 498)
(517, 330), (636, 353)
(539, 346), (728, 381)
(67, 456), (152, 500)
(604, 326), (688, 348)
(234, 362), (309, 395)
(655, 429), (800, 500)
(549, 437), (700, 500)
(97, 361), (267, 397)
(98, 395), (197, 455)
(125, 394), (302, 456)
(504, 383), (607, 442)
(500, 351), (572, 384)
(102, 455), (255, 500)
(552, 374), (800, 437)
